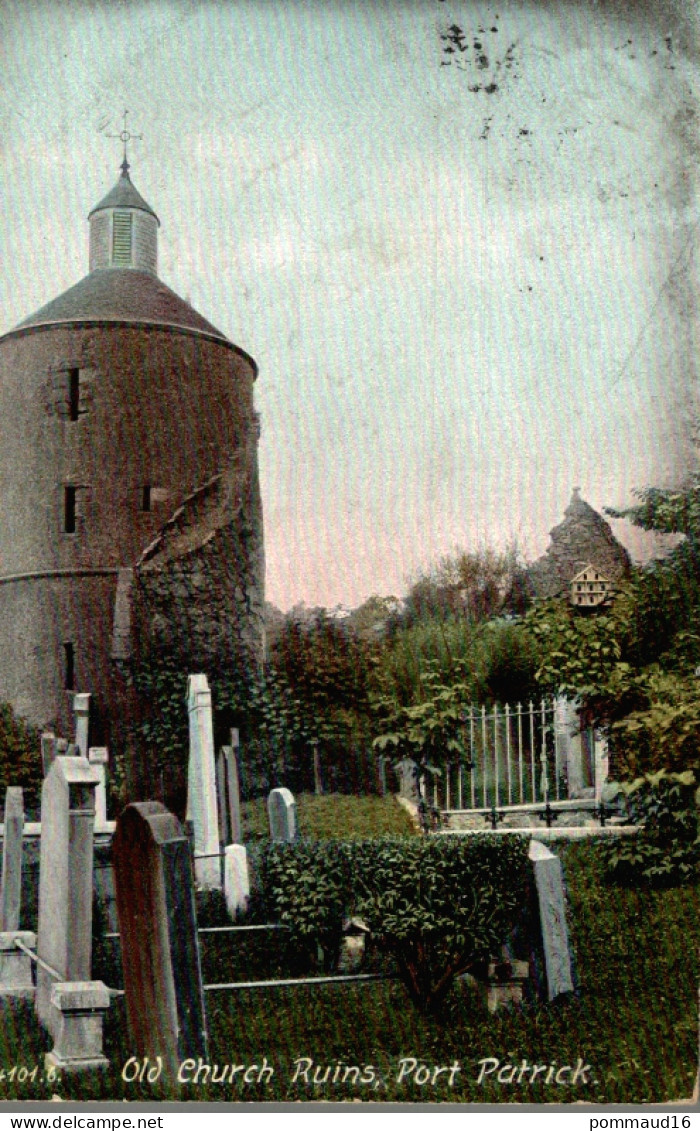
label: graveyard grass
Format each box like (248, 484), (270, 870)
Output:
(241, 791), (417, 841)
(1, 836), (698, 1104)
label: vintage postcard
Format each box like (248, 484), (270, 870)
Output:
(0, 0), (698, 1117)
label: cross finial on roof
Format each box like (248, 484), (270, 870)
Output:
(106, 109), (143, 175)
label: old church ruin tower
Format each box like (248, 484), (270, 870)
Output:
(0, 155), (264, 747)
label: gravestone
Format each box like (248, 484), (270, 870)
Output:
(73, 693), (91, 759)
(0, 787), (33, 999)
(89, 747), (109, 830)
(1, 787), (24, 931)
(217, 738), (242, 846)
(267, 788), (297, 843)
(36, 753), (110, 1069)
(186, 674), (221, 889)
(36, 755), (100, 1025)
(394, 757), (420, 803)
(528, 840), (575, 1000)
(112, 802), (208, 1079)
(40, 733), (56, 778)
(224, 844), (249, 919)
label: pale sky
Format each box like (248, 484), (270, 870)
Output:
(1, 0), (698, 609)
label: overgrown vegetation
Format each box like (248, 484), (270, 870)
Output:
(600, 771), (700, 888)
(1, 841), (697, 1103)
(124, 477), (700, 799)
(526, 476), (700, 778)
(261, 835), (529, 1015)
(0, 704), (42, 813)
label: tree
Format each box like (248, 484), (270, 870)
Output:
(0, 703), (42, 811)
(403, 545), (531, 625)
(526, 475), (700, 777)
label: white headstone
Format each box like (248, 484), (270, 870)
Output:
(89, 747), (109, 830)
(1, 787), (24, 932)
(186, 674), (221, 889)
(528, 840), (575, 1000)
(73, 693), (91, 759)
(224, 844), (249, 919)
(36, 755), (100, 1029)
(267, 788), (297, 843)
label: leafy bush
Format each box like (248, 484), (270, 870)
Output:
(0, 703), (42, 812)
(601, 771), (700, 888)
(351, 835), (529, 1015)
(261, 841), (351, 973)
(261, 834), (529, 1014)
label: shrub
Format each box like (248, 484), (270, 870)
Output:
(0, 703), (42, 812)
(601, 770), (700, 887)
(351, 835), (529, 1015)
(261, 834), (530, 1015)
(261, 841), (351, 973)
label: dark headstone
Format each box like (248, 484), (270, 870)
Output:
(112, 802), (208, 1077)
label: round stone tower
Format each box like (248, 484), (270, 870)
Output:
(0, 158), (264, 747)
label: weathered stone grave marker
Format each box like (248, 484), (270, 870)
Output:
(40, 732), (56, 777)
(89, 747), (109, 830)
(394, 757), (421, 803)
(217, 733), (242, 846)
(0, 787), (34, 999)
(267, 787), (297, 843)
(73, 692), (91, 759)
(36, 752), (110, 1069)
(1, 787), (23, 932)
(187, 674), (221, 889)
(528, 839), (575, 1000)
(113, 802), (208, 1079)
(224, 844), (249, 919)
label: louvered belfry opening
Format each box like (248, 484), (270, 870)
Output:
(112, 210), (133, 265)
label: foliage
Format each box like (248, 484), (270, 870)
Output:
(267, 609), (376, 740)
(261, 834), (529, 1014)
(0, 703), (42, 811)
(370, 619), (540, 766)
(261, 840), (351, 972)
(601, 771), (700, 888)
(2, 843), (700, 1102)
(608, 668), (700, 777)
(402, 545), (531, 625)
(128, 649), (189, 767)
(371, 658), (473, 764)
(606, 480), (700, 537)
(526, 474), (700, 776)
(351, 835), (529, 1015)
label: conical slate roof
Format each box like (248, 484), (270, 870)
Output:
(88, 163), (159, 222)
(11, 268), (229, 342)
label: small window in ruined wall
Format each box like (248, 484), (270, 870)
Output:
(44, 366), (95, 420)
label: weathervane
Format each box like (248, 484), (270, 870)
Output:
(106, 109), (143, 174)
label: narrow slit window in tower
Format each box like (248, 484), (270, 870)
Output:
(63, 643), (75, 691)
(142, 484), (152, 512)
(68, 368), (80, 421)
(64, 486), (77, 534)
